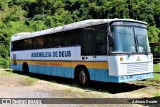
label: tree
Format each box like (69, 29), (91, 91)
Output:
(0, 0), (160, 68)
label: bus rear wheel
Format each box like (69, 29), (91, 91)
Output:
(22, 63), (29, 74)
(77, 68), (90, 86)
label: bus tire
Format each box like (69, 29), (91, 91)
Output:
(76, 68), (90, 86)
(22, 63), (29, 74)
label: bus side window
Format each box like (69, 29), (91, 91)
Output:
(62, 29), (81, 47)
(27, 38), (33, 49)
(12, 41), (16, 51)
(23, 39), (28, 50)
(45, 33), (62, 48)
(18, 40), (24, 50)
(45, 34), (54, 48)
(94, 30), (107, 55)
(54, 33), (61, 47)
(14, 41), (19, 51)
(23, 39), (31, 50)
(33, 36), (45, 49)
(81, 29), (93, 55)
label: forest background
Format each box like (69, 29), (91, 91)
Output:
(0, 0), (160, 68)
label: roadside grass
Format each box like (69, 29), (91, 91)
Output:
(153, 64), (160, 72)
(146, 64), (160, 83)
(62, 85), (109, 98)
(0, 69), (38, 86)
(24, 76), (38, 85)
(154, 92), (160, 97)
(0, 70), (14, 76)
(47, 79), (110, 97)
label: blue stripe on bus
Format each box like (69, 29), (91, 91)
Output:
(29, 65), (74, 78)
(10, 64), (154, 83)
(10, 64), (110, 81)
(10, 64), (23, 71)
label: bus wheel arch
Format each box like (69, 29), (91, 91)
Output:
(22, 62), (29, 73)
(74, 65), (90, 86)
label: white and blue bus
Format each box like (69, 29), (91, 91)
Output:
(10, 19), (154, 85)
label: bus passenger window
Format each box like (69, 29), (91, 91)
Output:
(81, 29), (93, 55)
(33, 36), (45, 49)
(53, 33), (61, 47)
(45, 34), (55, 48)
(45, 33), (62, 48)
(24, 38), (33, 50)
(62, 30), (81, 47)
(94, 31), (107, 55)
(27, 39), (33, 49)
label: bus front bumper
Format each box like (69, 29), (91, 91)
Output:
(109, 72), (154, 83)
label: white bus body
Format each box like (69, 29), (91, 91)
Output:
(10, 19), (154, 84)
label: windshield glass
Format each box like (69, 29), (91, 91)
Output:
(111, 22), (150, 53)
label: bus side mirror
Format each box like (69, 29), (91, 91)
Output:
(108, 32), (114, 47)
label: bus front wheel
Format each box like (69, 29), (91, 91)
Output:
(76, 68), (90, 86)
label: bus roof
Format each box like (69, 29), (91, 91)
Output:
(11, 19), (147, 41)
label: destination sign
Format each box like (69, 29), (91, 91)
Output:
(31, 51), (71, 57)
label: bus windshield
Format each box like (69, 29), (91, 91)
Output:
(111, 22), (151, 53)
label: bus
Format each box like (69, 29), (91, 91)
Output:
(10, 19), (154, 85)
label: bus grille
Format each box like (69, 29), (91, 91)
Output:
(120, 62), (152, 74)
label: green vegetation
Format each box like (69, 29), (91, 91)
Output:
(0, 70), (13, 76)
(24, 76), (38, 85)
(153, 64), (160, 73)
(154, 92), (160, 97)
(153, 64), (160, 81)
(0, 0), (160, 68)
(145, 64), (160, 85)
(0, 70), (38, 85)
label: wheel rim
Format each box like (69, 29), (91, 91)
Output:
(79, 71), (86, 84)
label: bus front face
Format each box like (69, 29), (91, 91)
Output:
(108, 21), (153, 82)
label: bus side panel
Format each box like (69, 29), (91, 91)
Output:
(10, 64), (22, 71)
(93, 62), (109, 82)
(28, 62), (73, 78)
(64, 67), (74, 78)
(93, 69), (109, 82)
(87, 68), (95, 81)
(30, 65), (53, 75)
(56, 67), (73, 78)
(56, 61), (73, 78)
(29, 65), (39, 73)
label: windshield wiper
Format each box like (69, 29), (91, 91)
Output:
(143, 45), (148, 55)
(135, 42), (148, 55)
(133, 28), (148, 55)
(135, 42), (140, 52)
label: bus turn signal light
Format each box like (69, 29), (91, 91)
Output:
(120, 57), (123, 61)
